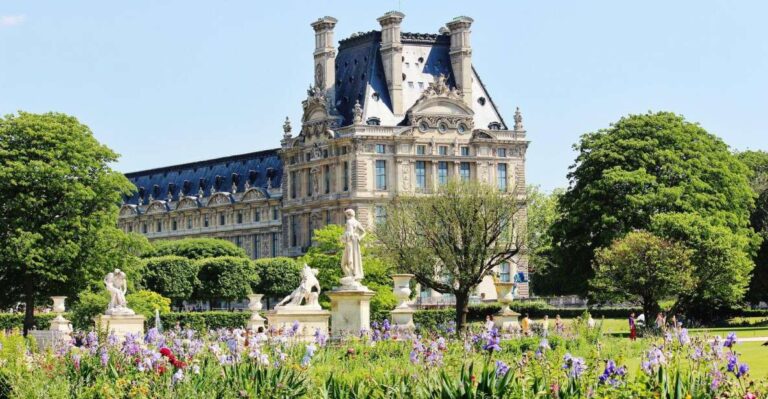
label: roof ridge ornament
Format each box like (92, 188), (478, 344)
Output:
(283, 116), (292, 137)
(514, 107), (524, 131)
(417, 74), (463, 102)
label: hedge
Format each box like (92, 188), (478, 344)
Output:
(0, 313), (59, 331)
(156, 312), (252, 331)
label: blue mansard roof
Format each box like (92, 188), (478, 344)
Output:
(123, 149), (283, 205)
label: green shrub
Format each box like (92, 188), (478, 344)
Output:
(148, 238), (248, 260)
(195, 256), (257, 303)
(126, 290), (171, 319)
(159, 311), (251, 331)
(141, 255), (199, 304)
(0, 314), (58, 331)
(70, 290), (110, 330)
(253, 257), (302, 304)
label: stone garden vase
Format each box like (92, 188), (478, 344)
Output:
(494, 282), (515, 314)
(391, 274), (413, 309)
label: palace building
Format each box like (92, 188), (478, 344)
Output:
(118, 12), (530, 300)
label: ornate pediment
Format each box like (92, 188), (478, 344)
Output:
(119, 205), (138, 217)
(207, 192), (232, 207)
(176, 196), (199, 211)
(145, 200), (169, 215)
(300, 85), (342, 140)
(472, 130), (495, 140)
(241, 188), (267, 202)
(406, 74), (474, 133)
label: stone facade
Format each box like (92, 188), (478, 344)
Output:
(117, 12), (531, 298)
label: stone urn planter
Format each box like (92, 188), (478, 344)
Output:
(391, 274), (414, 309)
(49, 296), (72, 335)
(247, 294), (266, 330)
(493, 282), (520, 331)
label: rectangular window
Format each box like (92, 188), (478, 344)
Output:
(254, 208), (261, 222)
(374, 206), (387, 225)
(416, 145), (426, 155)
(291, 215), (298, 247)
(186, 217), (192, 229)
(272, 207), (279, 220)
(438, 146), (448, 156)
(418, 82), (424, 89)
(497, 148), (507, 157)
(253, 235), (260, 259)
(203, 216), (209, 228)
(142, 223), (147, 234)
(343, 162), (349, 191)
(272, 233), (278, 257)
(500, 262), (511, 283)
(375, 160), (387, 190)
(407, 81), (414, 88)
(172, 220), (177, 231)
(341, 146), (348, 155)
(326, 210), (331, 225)
(438, 161), (448, 185)
(461, 146), (470, 156)
(415, 161), (426, 190)
(306, 170), (312, 197)
(127, 225), (133, 233)
(460, 162), (471, 181)
(375, 144), (386, 154)
(290, 171), (297, 199)
(219, 214), (226, 226)
(237, 212), (243, 224)
(155, 221), (161, 233)
(235, 236), (242, 248)
(324, 165), (330, 194)
(497, 163), (508, 192)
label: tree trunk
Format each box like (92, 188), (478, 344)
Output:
(23, 276), (35, 336)
(454, 291), (469, 336)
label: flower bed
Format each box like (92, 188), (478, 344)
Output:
(0, 320), (765, 398)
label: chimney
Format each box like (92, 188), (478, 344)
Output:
(377, 11), (405, 116)
(310, 16), (338, 94)
(446, 16), (474, 106)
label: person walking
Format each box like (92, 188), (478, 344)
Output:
(542, 315), (550, 337)
(628, 312), (637, 341)
(555, 314), (564, 333)
(521, 314), (531, 336)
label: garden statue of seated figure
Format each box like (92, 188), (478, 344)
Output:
(275, 264), (322, 310)
(104, 269), (135, 316)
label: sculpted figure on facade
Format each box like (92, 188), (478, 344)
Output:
(276, 264), (321, 309)
(340, 209), (366, 288)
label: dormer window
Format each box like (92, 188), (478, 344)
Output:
(488, 122), (502, 130)
(366, 117), (381, 126)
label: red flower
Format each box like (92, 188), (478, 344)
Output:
(159, 347), (172, 357)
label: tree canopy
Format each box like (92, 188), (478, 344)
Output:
(736, 150), (768, 304)
(547, 112), (757, 307)
(591, 230), (693, 318)
(147, 238), (248, 260)
(195, 256), (256, 304)
(525, 185), (564, 295)
(377, 180), (524, 332)
(252, 257), (302, 307)
(0, 112), (137, 333)
(141, 255), (200, 305)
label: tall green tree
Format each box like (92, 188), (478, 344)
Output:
(141, 255), (200, 306)
(525, 185), (564, 295)
(591, 230), (694, 318)
(377, 180), (524, 332)
(0, 112), (135, 333)
(548, 112), (757, 301)
(736, 150), (768, 304)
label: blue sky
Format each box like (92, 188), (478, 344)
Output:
(1, 1), (766, 191)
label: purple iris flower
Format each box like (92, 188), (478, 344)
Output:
(723, 332), (737, 348)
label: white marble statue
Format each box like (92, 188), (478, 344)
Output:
(276, 264), (321, 309)
(340, 209), (366, 288)
(104, 269), (135, 316)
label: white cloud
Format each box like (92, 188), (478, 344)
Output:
(0, 14), (26, 28)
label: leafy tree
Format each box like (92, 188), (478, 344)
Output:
(0, 112), (136, 334)
(736, 150), (768, 305)
(70, 290), (110, 330)
(548, 112), (756, 297)
(195, 257), (257, 305)
(252, 257), (302, 308)
(126, 290), (171, 319)
(591, 230), (694, 318)
(141, 256), (199, 306)
(525, 185), (564, 295)
(147, 238), (247, 260)
(377, 180), (524, 332)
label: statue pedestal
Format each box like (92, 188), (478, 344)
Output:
(390, 307), (416, 330)
(96, 314), (146, 339)
(327, 288), (375, 337)
(49, 315), (73, 336)
(266, 307), (330, 341)
(494, 310), (521, 332)
(247, 313), (266, 331)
